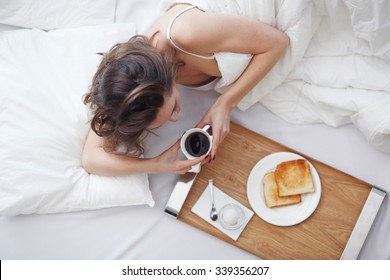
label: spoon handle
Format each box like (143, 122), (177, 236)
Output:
(208, 179), (214, 202)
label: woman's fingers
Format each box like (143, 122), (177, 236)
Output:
(211, 133), (219, 159)
(171, 138), (182, 151)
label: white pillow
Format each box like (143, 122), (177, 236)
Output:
(0, 0), (115, 29)
(0, 24), (155, 216)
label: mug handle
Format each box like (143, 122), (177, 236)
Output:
(202, 125), (212, 135)
(190, 163), (201, 173)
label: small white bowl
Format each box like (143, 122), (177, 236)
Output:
(219, 203), (245, 230)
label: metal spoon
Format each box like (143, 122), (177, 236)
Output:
(208, 179), (218, 221)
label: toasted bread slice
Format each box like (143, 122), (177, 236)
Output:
(275, 159), (315, 196)
(263, 172), (301, 208)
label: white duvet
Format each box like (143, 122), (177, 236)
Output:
(259, 0), (390, 154)
(165, 0), (390, 153)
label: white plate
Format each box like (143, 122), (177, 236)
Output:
(247, 152), (321, 226)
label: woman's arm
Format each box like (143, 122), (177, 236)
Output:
(172, 11), (290, 157)
(82, 129), (206, 176)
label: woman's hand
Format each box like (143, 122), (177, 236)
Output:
(197, 97), (232, 159)
(153, 139), (207, 174)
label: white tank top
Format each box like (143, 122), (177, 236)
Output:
(162, 0), (253, 104)
(166, 5), (216, 60)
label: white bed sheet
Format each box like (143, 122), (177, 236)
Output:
(1, 87), (389, 260)
(1, 0), (389, 260)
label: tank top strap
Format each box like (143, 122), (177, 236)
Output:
(166, 5), (215, 60)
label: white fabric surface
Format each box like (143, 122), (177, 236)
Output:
(260, 0), (390, 154)
(0, 24), (154, 215)
(1, 87), (389, 259)
(0, 0), (389, 260)
(0, 0), (116, 29)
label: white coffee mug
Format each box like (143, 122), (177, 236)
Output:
(180, 125), (212, 173)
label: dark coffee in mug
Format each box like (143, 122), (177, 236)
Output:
(184, 132), (211, 157)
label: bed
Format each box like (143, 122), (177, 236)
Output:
(0, 0), (389, 260)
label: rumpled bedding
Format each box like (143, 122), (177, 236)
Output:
(259, 0), (390, 154)
(164, 0), (390, 153)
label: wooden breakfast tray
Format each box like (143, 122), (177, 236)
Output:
(176, 122), (384, 259)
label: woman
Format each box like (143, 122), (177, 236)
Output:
(82, 2), (289, 175)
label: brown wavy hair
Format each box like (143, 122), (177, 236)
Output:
(84, 35), (176, 156)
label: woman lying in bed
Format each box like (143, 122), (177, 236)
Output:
(82, 2), (289, 176)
